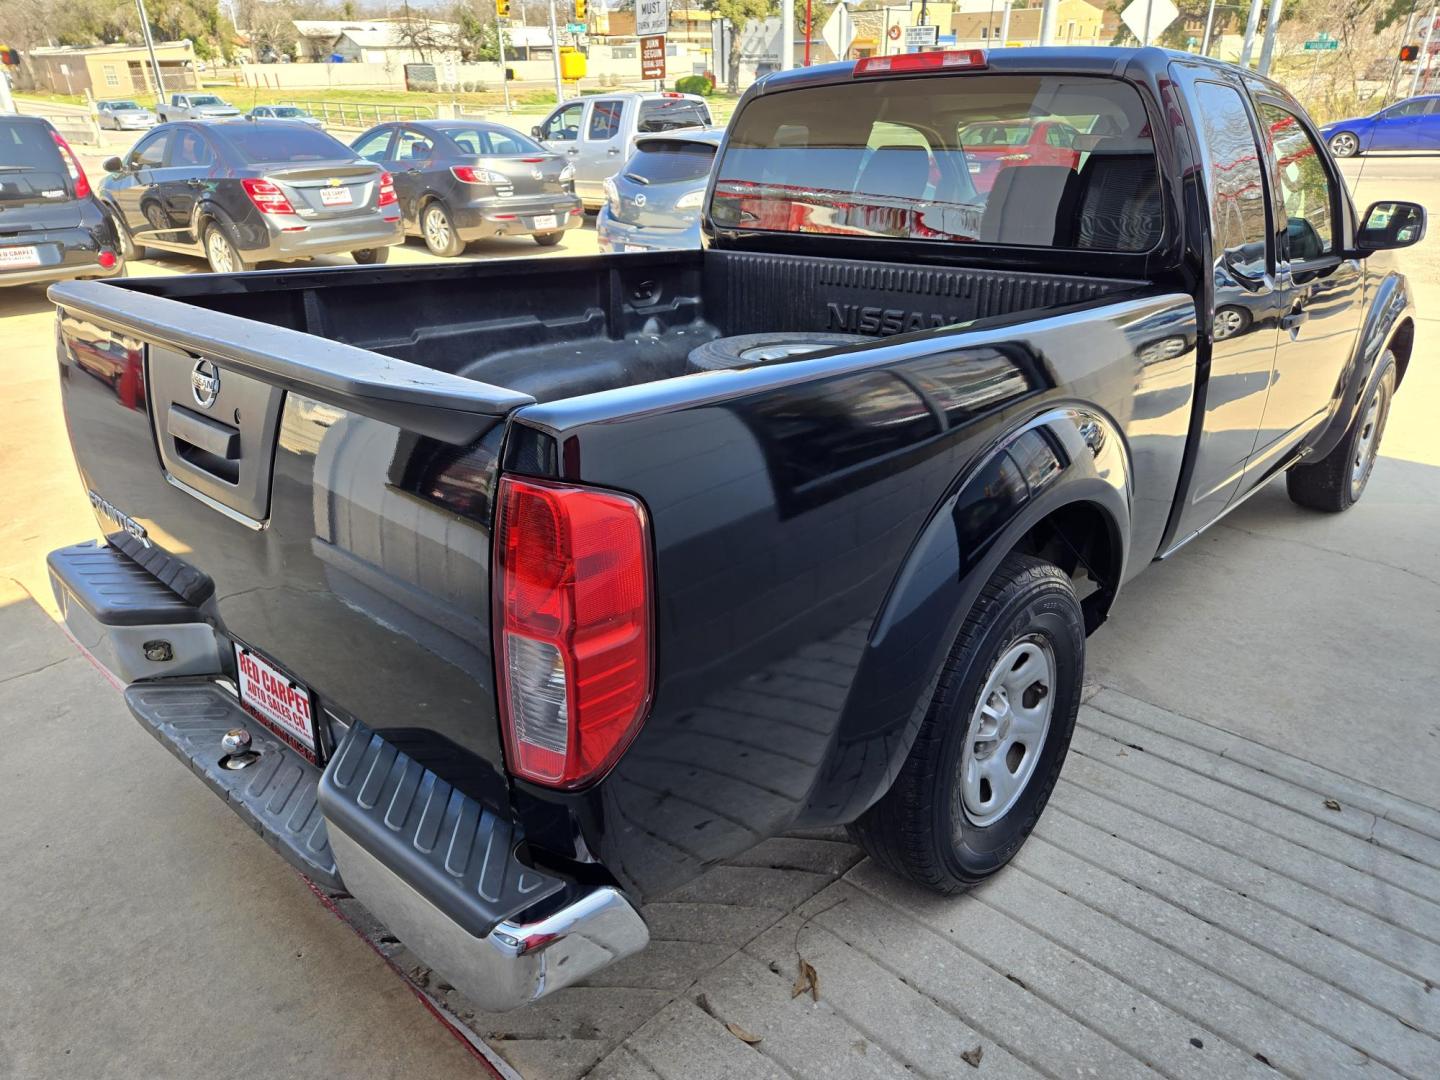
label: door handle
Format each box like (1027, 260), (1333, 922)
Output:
(1280, 309), (1308, 331)
(168, 404), (239, 460)
(406, 167), (422, 174)
(607, 147), (621, 155)
(185, 178), (203, 188)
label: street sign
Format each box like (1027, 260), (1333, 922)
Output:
(822, 4), (855, 60)
(635, 0), (667, 39)
(1120, 0), (1180, 45)
(1303, 39), (1339, 51)
(903, 24), (939, 50)
(566, 22), (586, 33)
(640, 34), (666, 80)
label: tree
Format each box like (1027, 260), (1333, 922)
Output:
(393, 3), (447, 62)
(704, 0), (775, 93)
(449, 0), (511, 61)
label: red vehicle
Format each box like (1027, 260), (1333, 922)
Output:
(960, 118), (1082, 191)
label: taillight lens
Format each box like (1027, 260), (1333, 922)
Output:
(854, 50), (987, 76)
(241, 177), (296, 215)
(495, 477), (653, 789)
(452, 165), (507, 185)
(378, 171), (397, 206)
(50, 130), (90, 198)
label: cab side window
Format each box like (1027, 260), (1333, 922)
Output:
(352, 128), (393, 162)
(542, 103), (585, 142)
(1259, 102), (1335, 261)
(131, 131), (169, 169)
(1193, 81), (1269, 278)
(587, 100), (624, 140)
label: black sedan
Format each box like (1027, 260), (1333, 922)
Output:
(99, 120), (402, 273)
(351, 120), (582, 256)
(0, 115), (123, 287)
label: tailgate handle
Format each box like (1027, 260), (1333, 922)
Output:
(168, 404), (240, 460)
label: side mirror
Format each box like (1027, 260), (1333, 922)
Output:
(102, 156), (124, 174)
(532, 125), (543, 139)
(1356, 200), (1426, 253)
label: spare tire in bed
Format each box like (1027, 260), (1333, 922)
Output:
(686, 332), (869, 372)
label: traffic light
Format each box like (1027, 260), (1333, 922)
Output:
(575, 0), (586, 19)
(0, 45), (20, 66)
(1400, 44), (1420, 61)
(496, 0), (509, 18)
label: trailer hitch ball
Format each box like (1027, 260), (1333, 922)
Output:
(219, 727), (259, 770)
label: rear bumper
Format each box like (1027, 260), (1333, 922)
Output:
(47, 537), (648, 1011)
(452, 196), (584, 240)
(239, 213), (404, 262)
(595, 209), (701, 252)
(1, 229), (123, 288)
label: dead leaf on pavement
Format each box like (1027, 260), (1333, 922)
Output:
(726, 1021), (763, 1045)
(1323, 799), (1342, 812)
(792, 958), (820, 1002)
(961, 1044), (984, 1068)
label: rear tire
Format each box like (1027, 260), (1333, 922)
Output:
(351, 247), (390, 264)
(203, 223), (250, 274)
(1286, 354), (1396, 513)
(420, 200), (464, 257)
(105, 206), (137, 263)
(533, 232), (564, 247)
(848, 553), (1084, 893)
(1328, 131), (1361, 158)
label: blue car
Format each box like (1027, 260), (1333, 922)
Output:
(1321, 95), (1440, 157)
(596, 128), (722, 252)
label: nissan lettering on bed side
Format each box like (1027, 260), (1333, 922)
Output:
(43, 47), (1421, 1009)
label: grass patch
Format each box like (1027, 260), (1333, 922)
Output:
(15, 91), (87, 108)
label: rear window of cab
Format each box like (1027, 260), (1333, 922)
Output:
(711, 74), (1161, 252)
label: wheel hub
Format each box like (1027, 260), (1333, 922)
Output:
(959, 637), (1056, 827)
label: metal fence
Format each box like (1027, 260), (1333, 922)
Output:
(279, 100), (435, 129)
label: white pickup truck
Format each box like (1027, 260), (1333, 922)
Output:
(155, 93), (242, 122)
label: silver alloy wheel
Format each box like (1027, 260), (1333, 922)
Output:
(424, 205), (452, 252)
(960, 636), (1056, 827)
(206, 228), (237, 273)
(1213, 308), (1245, 341)
(1330, 132), (1359, 157)
(1349, 389), (1384, 498)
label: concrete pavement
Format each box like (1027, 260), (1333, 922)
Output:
(2, 157), (1438, 1079)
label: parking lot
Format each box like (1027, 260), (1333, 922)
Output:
(2, 109), (1438, 1080)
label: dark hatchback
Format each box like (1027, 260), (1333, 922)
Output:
(596, 128), (722, 252)
(351, 119), (582, 256)
(99, 120), (402, 273)
(0, 116), (123, 287)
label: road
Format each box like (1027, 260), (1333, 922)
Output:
(1, 155), (1437, 1079)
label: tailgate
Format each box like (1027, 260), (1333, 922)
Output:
(49, 278), (533, 784)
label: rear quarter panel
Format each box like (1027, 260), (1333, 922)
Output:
(505, 293), (1198, 900)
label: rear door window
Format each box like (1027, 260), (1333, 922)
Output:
(1192, 80), (1270, 278)
(624, 140), (716, 184)
(712, 75), (1161, 251)
(637, 98), (711, 132)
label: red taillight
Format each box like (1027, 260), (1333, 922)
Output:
(495, 477), (652, 789)
(451, 165), (485, 184)
(241, 177), (296, 215)
(854, 50), (987, 77)
(50, 130), (90, 198)
(378, 171), (397, 206)
(97, 250), (117, 269)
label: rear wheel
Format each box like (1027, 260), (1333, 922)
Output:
(533, 231), (564, 247)
(105, 206), (136, 263)
(1286, 354), (1396, 512)
(1328, 131), (1360, 158)
(203, 223), (249, 274)
(351, 247), (390, 265)
(421, 201), (464, 257)
(848, 553), (1084, 893)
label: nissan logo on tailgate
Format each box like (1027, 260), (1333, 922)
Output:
(191, 358), (220, 409)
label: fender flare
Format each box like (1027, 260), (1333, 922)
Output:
(1307, 270), (1412, 462)
(810, 405), (1132, 824)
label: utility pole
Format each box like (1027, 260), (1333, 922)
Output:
(547, 0), (563, 104)
(1238, 0), (1262, 67)
(999, 0), (1012, 47)
(1200, 0), (1217, 56)
(1413, 4), (1438, 95)
(805, 0), (813, 65)
(781, 0), (794, 68)
(1257, 0), (1282, 74)
(1039, 0), (1057, 46)
(134, 0), (167, 105)
(496, 5), (511, 113)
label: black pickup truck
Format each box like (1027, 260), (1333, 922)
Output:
(45, 48), (1422, 1011)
